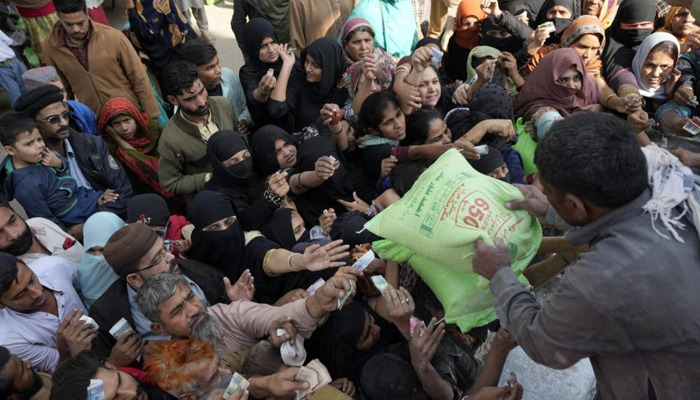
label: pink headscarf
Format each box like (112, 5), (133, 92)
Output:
(514, 48), (599, 120)
(340, 18), (374, 65)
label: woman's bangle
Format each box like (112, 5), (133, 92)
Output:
(297, 172), (309, 190)
(263, 249), (280, 277)
(464, 135), (477, 145)
(331, 122), (344, 135)
(258, 87), (271, 97)
(287, 253), (299, 271)
(604, 93), (616, 108)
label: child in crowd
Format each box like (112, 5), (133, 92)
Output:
(0, 113), (118, 230)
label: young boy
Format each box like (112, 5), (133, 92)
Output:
(181, 37), (252, 135)
(0, 113), (118, 230)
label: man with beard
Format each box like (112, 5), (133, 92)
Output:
(0, 346), (52, 400)
(0, 253), (89, 373)
(88, 223), (249, 364)
(135, 267), (361, 355)
(0, 199), (83, 266)
(158, 60), (238, 198)
(13, 85), (134, 238)
(42, 0), (159, 121)
(50, 351), (171, 400)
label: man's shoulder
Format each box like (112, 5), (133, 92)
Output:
(89, 279), (129, 318)
(93, 22), (129, 41)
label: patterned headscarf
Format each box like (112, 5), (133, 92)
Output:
(346, 47), (396, 101)
(132, 0), (195, 51)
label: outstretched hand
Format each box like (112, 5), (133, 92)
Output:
(225, 269), (255, 302)
(302, 240), (350, 271)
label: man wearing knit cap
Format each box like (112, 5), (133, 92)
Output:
(14, 85), (133, 231)
(21, 66), (99, 136)
(87, 223), (246, 363)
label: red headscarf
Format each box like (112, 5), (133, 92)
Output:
(97, 97), (172, 198)
(513, 48), (599, 120)
(453, 0), (487, 50)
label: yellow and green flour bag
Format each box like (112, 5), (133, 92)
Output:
(365, 149), (541, 332)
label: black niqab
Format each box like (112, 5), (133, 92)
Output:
(188, 190), (246, 280)
(602, 0), (656, 79)
(479, 17), (523, 54)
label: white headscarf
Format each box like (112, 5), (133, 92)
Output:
(642, 144), (700, 243)
(632, 32), (680, 101)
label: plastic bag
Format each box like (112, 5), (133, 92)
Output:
(365, 149), (541, 332)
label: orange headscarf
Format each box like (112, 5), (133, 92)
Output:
(525, 16), (605, 76)
(453, 0), (487, 50)
(658, 6), (691, 43)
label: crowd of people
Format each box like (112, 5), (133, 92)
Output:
(0, 0), (700, 398)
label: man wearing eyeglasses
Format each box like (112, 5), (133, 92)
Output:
(14, 85), (134, 237)
(87, 223), (252, 366)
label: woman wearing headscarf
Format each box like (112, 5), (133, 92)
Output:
(657, 7), (697, 49)
(77, 212), (125, 308)
(188, 190), (346, 303)
(525, 15), (606, 76)
(443, 0), (488, 82)
(292, 136), (355, 225)
(524, 16), (637, 114)
(238, 18), (287, 128)
(478, 17), (524, 55)
(534, 0), (579, 43)
(252, 126), (353, 225)
(581, 0), (619, 29)
(260, 208), (311, 250)
(343, 0), (418, 58)
(97, 97), (172, 198)
(205, 130), (288, 231)
(514, 48), (600, 139)
(340, 18), (377, 67)
(463, 45), (523, 99)
(601, 0), (656, 98)
(268, 37), (348, 132)
(124, 0), (196, 75)
(630, 33), (686, 135)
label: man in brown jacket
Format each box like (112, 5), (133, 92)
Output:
(43, 0), (159, 121)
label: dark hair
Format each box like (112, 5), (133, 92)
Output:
(402, 108), (443, 146)
(535, 112), (648, 208)
(389, 162), (427, 197)
(648, 41), (679, 65)
(0, 113), (38, 147)
(0, 253), (19, 296)
(344, 26), (375, 44)
(181, 37), (218, 67)
(160, 61), (201, 97)
(241, 340), (283, 376)
(0, 198), (12, 213)
(0, 346), (11, 399)
(359, 90), (399, 136)
(54, 0), (87, 14)
(50, 351), (103, 400)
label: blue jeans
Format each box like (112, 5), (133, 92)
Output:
(0, 57), (27, 106)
